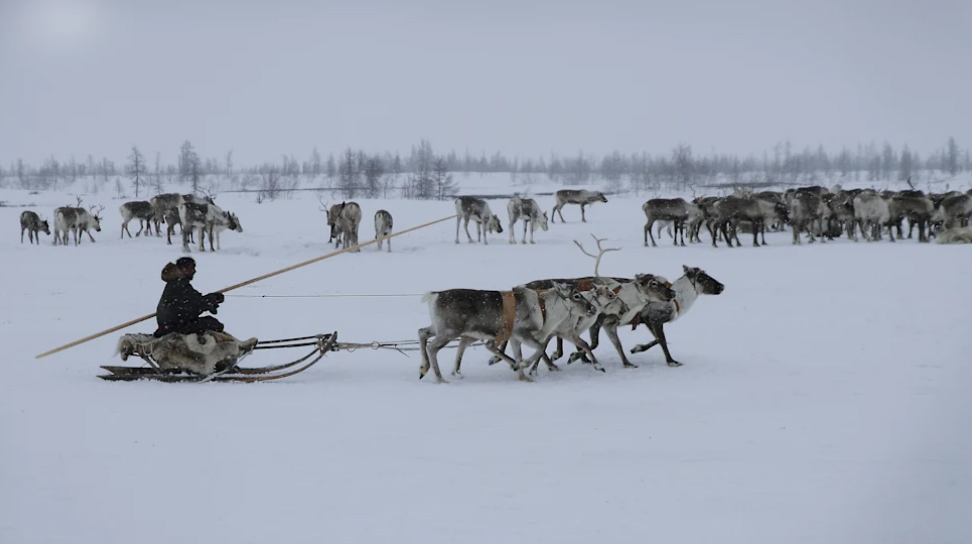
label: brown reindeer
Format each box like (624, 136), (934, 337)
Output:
(119, 201), (155, 238)
(551, 189), (608, 223)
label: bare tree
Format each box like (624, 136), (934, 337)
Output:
(338, 148), (360, 198)
(432, 156), (457, 200)
(363, 155), (384, 198)
(126, 145), (147, 198)
(179, 140), (196, 182)
(258, 164), (282, 202)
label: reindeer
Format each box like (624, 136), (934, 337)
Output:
(162, 209), (181, 245)
(507, 197), (549, 244)
(178, 201), (241, 253)
(708, 196), (767, 247)
(853, 191), (893, 242)
(642, 198), (700, 247)
(53, 198), (103, 246)
(627, 266), (725, 367)
(518, 274), (676, 371)
(322, 200), (362, 251)
(417, 281), (597, 383)
(550, 189), (608, 223)
(454, 196), (502, 245)
(119, 201), (155, 238)
(932, 193), (972, 229)
(888, 193), (935, 243)
(374, 210), (393, 252)
(149, 193), (185, 237)
(482, 277), (632, 372)
(20, 210), (50, 244)
(789, 191), (828, 244)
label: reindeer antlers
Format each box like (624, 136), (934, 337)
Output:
(74, 195), (83, 207)
(318, 194), (330, 212)
(573, 233), (620, 277)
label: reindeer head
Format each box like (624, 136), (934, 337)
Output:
(226, 211), (243, 233)
(590, 284), (629, 317)
(89, 205), (104, 232)
(633, 273), (676, 302)
(595, 191), (608, 203)
(682, 265), (724, 295)
(39, 218), (51, 235)
(536, 211), (549, 232)
(550, 281), (598, 318)
(487, 214), (503, 234)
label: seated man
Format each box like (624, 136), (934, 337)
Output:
(152, 257), (257, 354)
(154, 257), (226, 337)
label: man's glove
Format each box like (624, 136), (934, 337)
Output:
(205, 292), (224, 312)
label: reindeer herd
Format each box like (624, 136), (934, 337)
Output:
(642, 184), (972, 248)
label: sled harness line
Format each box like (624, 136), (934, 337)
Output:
(225, 293), (426, 299)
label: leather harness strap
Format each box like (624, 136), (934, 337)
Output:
(496, 291), (517, 343)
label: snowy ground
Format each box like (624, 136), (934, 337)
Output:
(2, 175), (970, 544)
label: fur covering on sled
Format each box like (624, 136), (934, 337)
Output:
(115, 331), (256, 376)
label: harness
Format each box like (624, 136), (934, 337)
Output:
(496, 291), (517, 343)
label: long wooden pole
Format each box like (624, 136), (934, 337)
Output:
(35, 213), (459, 359)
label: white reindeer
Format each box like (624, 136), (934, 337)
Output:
(507, 197), (549, 244)
(455, 196), (503, 245)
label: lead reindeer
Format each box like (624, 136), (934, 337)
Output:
(551, 189), (608, 223)
(507, 196), (548, 244)
(119, 201), (155, 238)
(374, 210), (393, 252)
(418, 282), (597, 383)
(627, 266), (726, 367)
(20, 210), (50, 244)
(454, 196), (503, 245)
(321, 199), (362, 251)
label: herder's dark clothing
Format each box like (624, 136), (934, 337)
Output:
(153, 262), (224, 338)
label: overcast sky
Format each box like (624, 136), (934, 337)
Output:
(2, 0), (970, 166)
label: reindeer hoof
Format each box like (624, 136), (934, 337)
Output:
(547, 363), (561, 372)
(451, 371), (464, 379)
(667, 360), (683, 367)
(623, 362), (639, 369)
(488, 356), (502, 366)
(517, 373), (534, 383)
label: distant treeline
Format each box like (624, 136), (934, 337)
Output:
(2, 137), (969, 198)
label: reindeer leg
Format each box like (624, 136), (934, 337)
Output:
(561, 332), (603, 372)
(556, 205), (566, 223)
(580, 204), (587, 222)
(484, 341), (528, 381)
(599, 322), (636, 368)
(550, 336), (565, 361)
(86, 229), (96, 243)
(488, 339), (510, 366)
(452, 336), (472, 378)
(463, 217), (475, 243)
(418, 326), (434, 379)
(651, 323), (681, 367)
(423, 333), (452, 384)
(647, 219), (657, 247)
(523, 220), (529, 244)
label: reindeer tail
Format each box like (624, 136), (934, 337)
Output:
(420, 292), (438, 304)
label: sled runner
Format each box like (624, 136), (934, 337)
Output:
(101, 331), (338, 383)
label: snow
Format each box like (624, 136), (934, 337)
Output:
(2, 175), (971, 544)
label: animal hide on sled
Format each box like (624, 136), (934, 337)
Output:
(115, 332), (243, 375)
